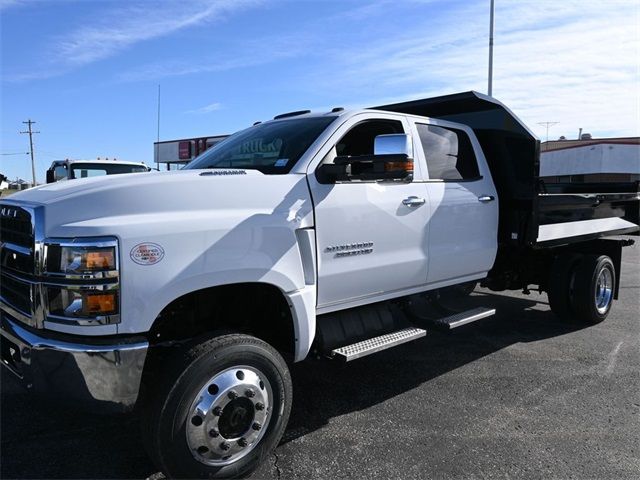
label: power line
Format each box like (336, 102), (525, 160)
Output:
(537, 122), (560, 142)
(20, 119), (39, 185)
(1, 152), (29, 156)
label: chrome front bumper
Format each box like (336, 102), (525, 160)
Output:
(1, 312), (148, 412)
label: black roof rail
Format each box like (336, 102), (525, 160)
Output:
(273, 110), (311, 120)
(331, 107), (344, 113)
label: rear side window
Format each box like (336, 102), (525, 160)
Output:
(416, 124), (480, 180)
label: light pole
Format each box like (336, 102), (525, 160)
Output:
(156, 84), (161, 171)
(488, 0), (495, 96)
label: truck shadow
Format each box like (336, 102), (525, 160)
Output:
(0, 291), (587, 479)
(281, 290), (586, 444)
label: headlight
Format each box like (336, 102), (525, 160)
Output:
(47, 287), (118, 317)
(44, 237), (120, 325)
(53, 245), (116, 274)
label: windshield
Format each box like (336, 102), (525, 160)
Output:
(185, 116), (336, 174)
(70, 163), (148, 178)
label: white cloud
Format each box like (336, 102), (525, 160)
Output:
(310, 0), (640, 139)
(0, 0), (25, 10)
(4, 0), (261, 81)
(117, 34), (312, 82)
(185, 102), (222, 114)
(57, 0), (259, 66)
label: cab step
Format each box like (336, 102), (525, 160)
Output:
(331, 327), (426, 362)
(430, 306), (495, 330)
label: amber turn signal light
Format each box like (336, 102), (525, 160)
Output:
(85, 251), (116, 269)
(82, 293), (117, 315)
(384, 161), (414, 173)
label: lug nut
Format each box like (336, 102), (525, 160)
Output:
(228, 390), (238, 400)
(220, 442), (231, 451)
(255, 402), (265, 411)
(252, 422), (262, 431)
(212, 406), (223, 416)
(245, 389), (255, 398)
(209, 429), (219, 438)
(238, 438), (248, 448)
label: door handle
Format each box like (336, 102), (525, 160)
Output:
(478, 195), (495, 203)
(402, 196), (426, 207)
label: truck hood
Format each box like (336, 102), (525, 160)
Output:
(6, 169), (314, 238)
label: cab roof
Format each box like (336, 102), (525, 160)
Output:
(53, 159), (147, 167)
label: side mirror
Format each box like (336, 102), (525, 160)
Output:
(317, 133), (414, 183)
(374, 133), (413, 157)
(46, 170), (55, 184)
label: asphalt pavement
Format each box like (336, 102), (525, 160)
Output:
(2, 240), (639, 479)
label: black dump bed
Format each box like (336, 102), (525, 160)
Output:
(376, 91), (639, 248)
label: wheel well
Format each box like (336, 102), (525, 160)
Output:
(148, 283), (295, 356)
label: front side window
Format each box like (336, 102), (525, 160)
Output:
(325, 119), (405, 162)
(53, 165), (68, 181)
(416, 124), (480, 180)
(186, 117), (336, 174)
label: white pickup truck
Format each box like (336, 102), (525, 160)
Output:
(45, 158), (151, 183)
(1, 92), (638, 478)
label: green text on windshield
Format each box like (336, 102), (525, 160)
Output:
(185, 116), (336, 174)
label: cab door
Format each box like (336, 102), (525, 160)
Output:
(410, 120), (499, 285)
(307, 114), (430, 311)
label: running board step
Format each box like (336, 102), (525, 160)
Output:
(431, 307), (495, 330)
(331, 327), (426, 362)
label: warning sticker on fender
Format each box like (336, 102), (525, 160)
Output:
(130, 243), (165, 265)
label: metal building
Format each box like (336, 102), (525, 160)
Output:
(153, 135), (228, 169)
(540, 137), (640, 183)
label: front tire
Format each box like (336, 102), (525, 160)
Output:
(142, 334), (292, 479)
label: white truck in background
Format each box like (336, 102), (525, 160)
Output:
(45, 158), (150, 183)
(1, 92), (638, 478)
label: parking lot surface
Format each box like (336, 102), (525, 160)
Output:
(2, 241), (639, 479)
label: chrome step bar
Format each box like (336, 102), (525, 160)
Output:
(431, 307), (495, 330)
(331, 327), (426, 362)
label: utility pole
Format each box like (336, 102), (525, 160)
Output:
(537, 121), (559, 143)
(488, 0), (495, 96)
(20, 119), (39, 186)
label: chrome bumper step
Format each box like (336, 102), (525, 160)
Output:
(331, 327), (426, 362)
(431, 306), (495, 330)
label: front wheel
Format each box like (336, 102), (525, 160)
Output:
(142, 334), (292, 479)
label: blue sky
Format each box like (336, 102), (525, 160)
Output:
(1, 0), (638, 182)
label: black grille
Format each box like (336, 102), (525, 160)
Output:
(0, 273), (32, 315)
(1, 247), (33, 274)
(0, 205), (33, 250)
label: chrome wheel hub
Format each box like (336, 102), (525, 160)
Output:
(186, 366), (272, 466)
(595, 267), (613, 314)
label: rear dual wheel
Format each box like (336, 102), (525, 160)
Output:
(547, 254), (615, 324)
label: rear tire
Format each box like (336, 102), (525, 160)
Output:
(570, 255), (615, 324)
(141, 333), (292, 479)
